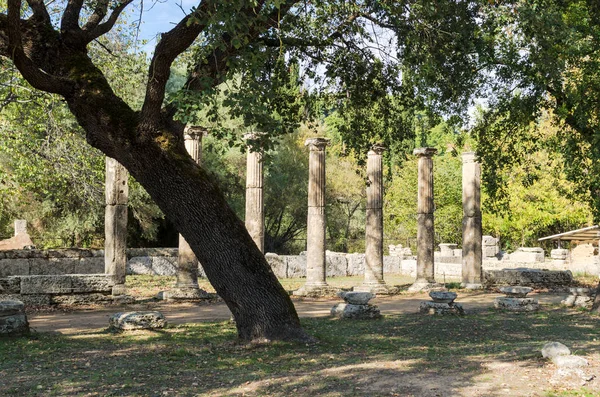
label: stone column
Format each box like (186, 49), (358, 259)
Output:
(461, 152), (483, 289)
(165, 127), (209, 300)
(409, 147), (441, 292)
(244, 134), (264, 253)
(294, 138), (338, 296)
(105, 157), (128, 296)
(356, 144), (395, 294)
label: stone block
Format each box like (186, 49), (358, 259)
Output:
(499, 286), (532, 297)
(109, 311), (167, 330)
(429, 291), (457, 303)
(383, 256), (400, 274)
(51, 293), (113, 305)
(76, 257), (104, 274)
(91, 250), (105, 257)
(43, 258), (80, 274)
(151, 256), (177, 276)
(47, 249), (87, 258)
(20, 275), (72, 294)
(285, 255), (306, 278)
(3, 250), (47, 259)
(71, 274), (115, 293)
(0, 277), (21, 294)
(326, 252), (347, 277)
(439, 243), (457, 256)
(265, 253), (287, 279)
(510, 247), (545, 263)
(0, 312), (29, 336)
(160, 287), (209, 301)
(551, 249), (569, 260)
(127, 257), (154, 275)
(483, 269), (573, 288)
(338, 291), (374, 305)
(542, 342), (571, 359)
(330, 303), (381, 319)
(400, 258), (417, 277)
(346, 253), (365, 276)
(0, 299), (24, 315)
(453, 249), (463, 257)
(0, 293), (51, 306)
(0, 259), (30, 277)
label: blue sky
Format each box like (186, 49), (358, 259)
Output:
(136, 1), (198, 53)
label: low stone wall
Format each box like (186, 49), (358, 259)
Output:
(0, 274), (116, 305)
(483, 269), (574, 288)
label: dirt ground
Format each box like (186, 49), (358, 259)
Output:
(21, 292), (600, 397)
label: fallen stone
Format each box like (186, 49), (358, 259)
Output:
(338, 291), (374, 305)
(499, 286), (532, 298)
(542, 342), (571, 359)
(330, 303), (381, 319)
(159, 288), (210, 301)
(569, 287), (592, 296)
(553, 355), (588, 369)
(109, 311), (166, 331)
(494, 297), (540, 312)
(429, 291), (457, 303)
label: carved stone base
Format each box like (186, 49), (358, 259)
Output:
(158, 287), (210, 301)
(408, 280), (444, 293)
(419, 301), (465, 315)
(293, 284), (340, 297)
(331, 303), (381, 319)
(353, 283), (399, 295)
(494, 297), (540, 312)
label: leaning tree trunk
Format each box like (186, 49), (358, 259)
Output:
(592, 281), (600, 313)
(114, 136), (309, 341)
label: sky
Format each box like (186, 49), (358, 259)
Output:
(135, 1), (198, 53)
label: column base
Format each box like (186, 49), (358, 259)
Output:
(353, 283), (399, 295)
(408, 280), (444, 293)
(112, 284), (128, 296)
(293, 283), (340, 297)
(158, 287), (210, 301)
(461, 283), (484, 290)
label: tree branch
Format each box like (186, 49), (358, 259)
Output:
(139, 1), (211, 129)
(61, 0), (84, 33)
(7, 0), (73, 95)
(82, 0), (110, 30)
(84, 0), (134, 43)
(25, 0), (50, 23)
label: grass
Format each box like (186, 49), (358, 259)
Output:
(1, 309), (599, 396)
(125, 274), (446, 298)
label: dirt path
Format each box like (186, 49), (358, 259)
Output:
(28, 291), (565, 335)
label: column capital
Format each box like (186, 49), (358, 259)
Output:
(305, 137), (330, 151)
(462, 151), (477, 163)
(369, 143), (386, 156)
(184, 125), (206, 140)
(413, 147), (437, 158)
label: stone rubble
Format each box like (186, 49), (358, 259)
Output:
(542, 341), (595, 387)
(109, 311), (167, 331)
(561, 287), (595, 308)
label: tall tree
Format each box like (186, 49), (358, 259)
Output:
(0, 0), (485, 340)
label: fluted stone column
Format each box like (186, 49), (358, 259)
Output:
(165, 127), (209, 300)
(355, 144), (396, 294)
(245, 134), (264, 253)
(294, 138), (338, 297)
(409, 147), (441, 292)
(461, 152), (483, 289)
(105, 157), (128, 296)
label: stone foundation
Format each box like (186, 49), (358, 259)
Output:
(483, 269), (573, 288)
(0, 274), (119, 306)
(494, 297), (540, 312)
